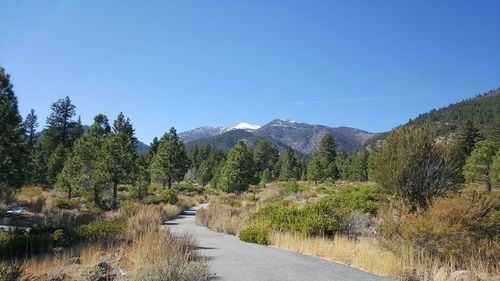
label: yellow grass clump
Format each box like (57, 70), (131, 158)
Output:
(268, 232), (402, 278)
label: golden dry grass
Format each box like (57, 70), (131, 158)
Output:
(195, 204), (248, 235)
(20, 202), (199, 280)
(268, 232), (402, 278)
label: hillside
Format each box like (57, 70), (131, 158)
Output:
(184, 119), (378, 156)
(408, 88), (500, 137)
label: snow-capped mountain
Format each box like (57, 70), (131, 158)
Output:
(181, 119), (378, 155)
(178, 122), (261, 143)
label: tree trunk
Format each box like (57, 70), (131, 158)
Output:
(93, 186), (100, 208)
(68, 186), (72, 200)
(168, 176), (172, 188)
(112, 182), (118, 210)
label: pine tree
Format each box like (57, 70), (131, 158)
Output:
(197, 161), (212, 187)
(57, 152), (81, 199)
(489, 117), (500, 149)
(0, 66), (26, 190)
(100, 113), (138, 209)
(254, 139), (279, 181)
(319, 133), (338, 180)
(279, 148), (298, 181)
(150, 128), (189, 187)
(46, 96), (78, 148)
(307, 157), (322, 185)
(219, 140), (255, 193)
(490, 150), (500, 188)
(23, 109), (38, 148)
(463, 140), (497, 190)
(69, 114), (111, 207)
(457, 120), (483, 157)
(46, 144), (67, 186)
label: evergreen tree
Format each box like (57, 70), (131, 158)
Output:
(318, 133), (338, 180)
(219, 140), (255, 193)
(45, 96), (78, 148)
(366, 149), (377, 181)
(490, 150), (500, 188)
(279, 148), (299, 181)
(23, 109), (38, 148)
(57, 152), (80, 199)
(489, 117), (500, 149)
(69, 114), (111, 207)
(100, 113), (138, 209)
(46, 144), (67, 186)
(0, 66), (26, 190)
(463, 140), (497, 190)
(307, 157), (322, 185)
(211, 159), (226, 189)
(374, 125), (461, 209)
(457, 120), (483, 157)
(197, 161), (212, 187)
(150, 128), (189, 187)
(253, 139), (279, 181)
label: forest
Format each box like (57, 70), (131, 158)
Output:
(1, 64), (500, 281)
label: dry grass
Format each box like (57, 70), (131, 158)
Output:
(268, 232), (402, 278)
(196, 204), (249, 235)
(20, 202), (204, 280)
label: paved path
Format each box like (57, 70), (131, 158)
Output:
(164, 204), (391, 281)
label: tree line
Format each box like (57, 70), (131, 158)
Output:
(2, 65), (499, 211)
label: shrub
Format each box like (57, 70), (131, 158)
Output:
(75, 220), (126, 241)
(0, 262), (22, 281)
(134, 254), (211, 281)
(319, 184), (382, 216)
(145, 189), (178, 205)
(0, 229), (54, 258)
(249, 202), (339, 237)
(53, 197), (78, 209)
(280, 179), (299, 195)
(400, 189), (500, 265)
(239, 226), (269, 245)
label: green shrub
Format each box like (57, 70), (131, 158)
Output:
(129, 184), (149, 200)
(319, 184), (382, 216)
(248, 201), (339, 238)
(239, 226), (269, 245)
(0, 262), (22, 281)
(280, 179), (299, 195)
(145, 190), (178, 205)
(0, 229), (54, 258)
(75, 220), (126, 241)
(54, 197), (78, 209)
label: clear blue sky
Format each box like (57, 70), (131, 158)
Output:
(1, 1), (499, 143)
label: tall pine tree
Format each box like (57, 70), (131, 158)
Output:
(219, 140), (255, 193)
(0, 67), (26, 190)
(150, 128), (189, 187)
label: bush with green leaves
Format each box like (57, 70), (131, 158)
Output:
(239, 225), (269, 245)
(0, 229), (61, 258)
(280, 179), (299, 196)
(245, 201), (339, 241)
(0, 262), (22, 281)
(75, 220), (126, 241)
(145, 189), (178, 205)
(318, 184), (382, 216)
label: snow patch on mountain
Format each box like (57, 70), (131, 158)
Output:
(231, 122), (261, 131)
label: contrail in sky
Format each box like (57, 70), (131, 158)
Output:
(287, 92), (460, 105)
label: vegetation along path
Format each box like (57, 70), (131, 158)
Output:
(164, 204), (391, 281)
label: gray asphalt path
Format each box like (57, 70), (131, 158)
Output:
(164, 204), (392, 281)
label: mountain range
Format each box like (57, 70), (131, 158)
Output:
(181, 119), (377, 156)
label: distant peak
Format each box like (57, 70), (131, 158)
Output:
(231, 122), (261, 130)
